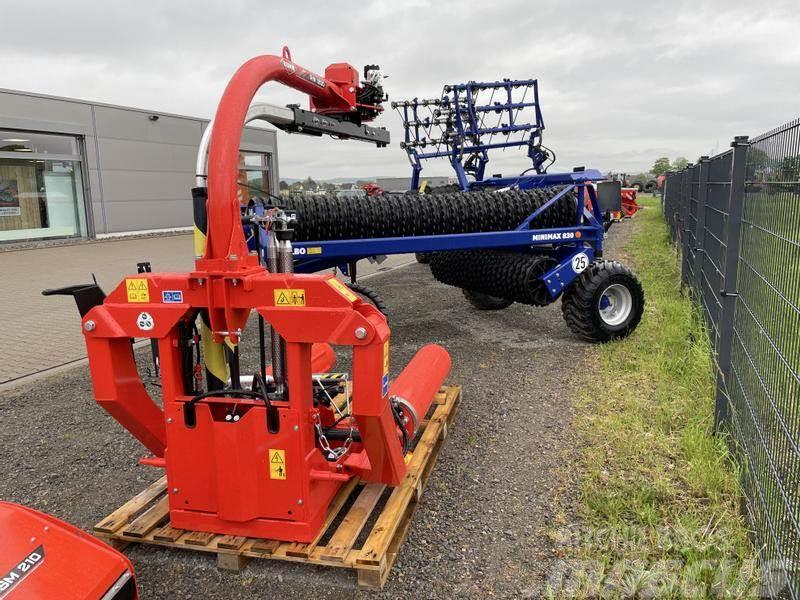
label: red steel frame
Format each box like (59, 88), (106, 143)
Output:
(79, 50), (449, 542)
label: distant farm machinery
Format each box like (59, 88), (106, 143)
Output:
(264, 77), (645, 342)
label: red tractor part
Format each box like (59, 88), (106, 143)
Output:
(72, 51), (451, 544)
(620, 187), (642, 218)
(362, 182), (385, 197)
(0, 502), (137, 599)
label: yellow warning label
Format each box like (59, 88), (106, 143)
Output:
(383, 340), (390, 375)
(269, 449), (286, 480)
(274, 289), (306, 306)
(307, 246), (323, 255)
(325, 278), (358, 302)
(126, 278), (150, 303)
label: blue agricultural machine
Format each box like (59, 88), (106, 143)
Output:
(233, 74), (644, 342)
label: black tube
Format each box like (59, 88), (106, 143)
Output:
(258, 315), (267, 382)
(178, 320), (195, 396)
(321, 428), (362, 442)
(229, 345), (241, 389)
(183, 389), (262, 428)
(252, 372), (280, 433)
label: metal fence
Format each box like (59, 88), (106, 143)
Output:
(663, 119), (800, 598)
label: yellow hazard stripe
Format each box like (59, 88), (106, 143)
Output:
(200, 320), (229, 385)
(193, 225), (207, 259)
(194, 190), (233, 387)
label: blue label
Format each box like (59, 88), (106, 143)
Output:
(381, 373), (389, 396)
(162, 290), (183, 303)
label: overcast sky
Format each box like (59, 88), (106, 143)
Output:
(1, 0), (798, 180)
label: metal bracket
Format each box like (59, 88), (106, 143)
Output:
(277, 105), (390, 146)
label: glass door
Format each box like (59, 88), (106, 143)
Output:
(0, 130), (87, 243)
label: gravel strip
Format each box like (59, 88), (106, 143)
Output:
(0, 223), (634, 599)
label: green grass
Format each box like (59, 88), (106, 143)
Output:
(550, 198), (758, 598)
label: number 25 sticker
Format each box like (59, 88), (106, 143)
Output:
(571, 253), (589, 273)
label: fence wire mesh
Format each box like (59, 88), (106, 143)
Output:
(663, 119), (800, 598)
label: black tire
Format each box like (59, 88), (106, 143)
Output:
(630, 182), (644, 192)
(561, 260), (644, 342)
(346, 282), (389, 318)
(415, 252), (431, 264)
(644, 179), (657, 193)
(462, 289), (514, 310)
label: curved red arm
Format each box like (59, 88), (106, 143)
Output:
(205, 52), (352, 264)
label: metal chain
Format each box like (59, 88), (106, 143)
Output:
(312, 410), (355, 462)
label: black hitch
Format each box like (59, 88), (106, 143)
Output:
(42, 277), (106, 317)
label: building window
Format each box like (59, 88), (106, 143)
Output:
(237, 150), (271, 205)
(0, 130), (87, 243)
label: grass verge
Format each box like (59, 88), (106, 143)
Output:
(550, 198), (758, 598)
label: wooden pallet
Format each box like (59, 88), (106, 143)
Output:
(94, 385), (461, 590)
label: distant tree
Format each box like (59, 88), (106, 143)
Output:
(651, 157), (672, 176)
(778, 155), (800, 182)
(671, 156), (689, 171)
(745, 147), (769, 181)
(279, 180), (289, 191)
(304, 176), (318, 191)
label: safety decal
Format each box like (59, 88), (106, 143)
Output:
(162, 290), (183, 303)
(307, 246), (323, 255)
(126, 278), (150, 303)
(269, 449), (286, 480)
(382, 340), (390, 396)
(0, 544), (44, 597)
(571, 252), (589, 274)
(136, 312), (155, 331)
(318, 372), (347, 379)
(325, 278), (358, 302)
(274, 289), (306, 307)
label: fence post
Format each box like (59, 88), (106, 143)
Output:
(693, 157), (710, 292)
(680, 165), (694, 288)
(714, 136), (749, 432)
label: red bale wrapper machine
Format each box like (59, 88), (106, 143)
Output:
(48, 50), (451, 544)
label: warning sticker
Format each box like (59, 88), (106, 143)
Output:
(126, 278), (150, 303)
(307, 246), (323, 255)
(326, 278), (358, 302)
(137, 312), (155, 331)
(162, 290), (183, 303)
(382, 340), (390, 396)
(269, 449), (286, 480)
(274, 289), (306, 307)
